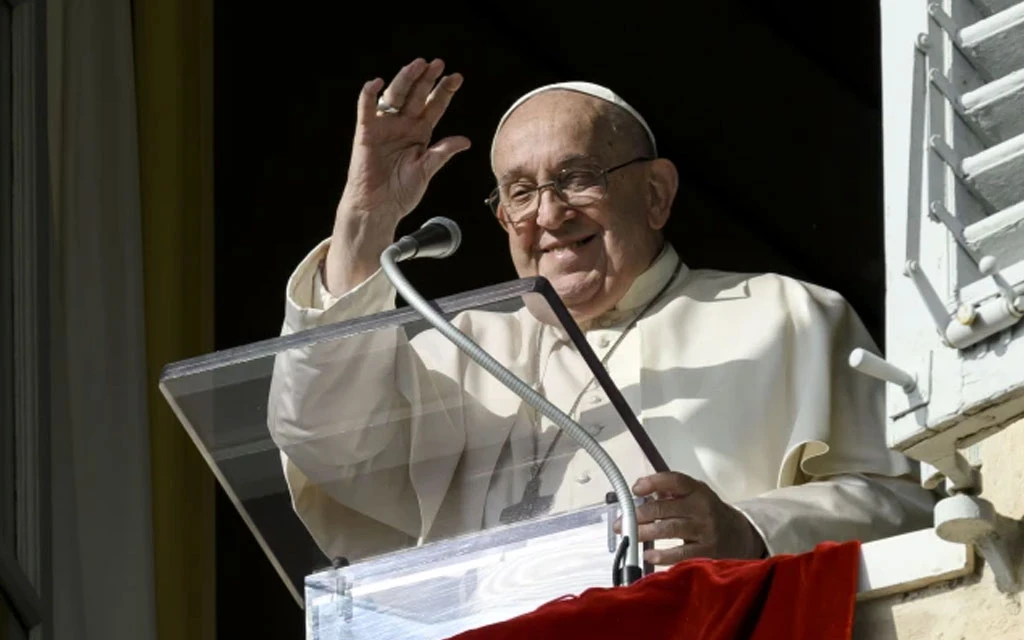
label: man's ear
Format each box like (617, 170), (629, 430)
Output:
(646, 158), (678, 231)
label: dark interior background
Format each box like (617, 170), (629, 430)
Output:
(213, 4), (882, 637)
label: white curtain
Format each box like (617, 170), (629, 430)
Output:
(46, 0), (157, 637)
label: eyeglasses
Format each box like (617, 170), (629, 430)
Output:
(485, 157), (654, 226)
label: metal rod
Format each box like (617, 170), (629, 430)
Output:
(929, 135), (966, 179)
(928, 201), (967, 243)
(380, 245), (643, 585)
(928, 201), (997, 272)
(945, 290), (1024, 348)
(928, 3), (963, 46)
(929, 69), (965, 113)
(903, 260), (956, 338)
(848, 348), (917, 393)
(978, 256), (1024, 313)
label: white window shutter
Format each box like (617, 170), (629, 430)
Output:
(870, 0), (1024, 591)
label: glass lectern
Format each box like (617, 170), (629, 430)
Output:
(159, 277), (661, 639)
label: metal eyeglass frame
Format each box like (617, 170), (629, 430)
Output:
(484, 156), (654, 226)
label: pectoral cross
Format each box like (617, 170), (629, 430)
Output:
(498, 475), (554, 525)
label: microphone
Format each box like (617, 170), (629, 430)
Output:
(378, 214), (643, 585)
(391, 216), (462, 262)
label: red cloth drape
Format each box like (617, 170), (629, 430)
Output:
(449, 540), (861, 640)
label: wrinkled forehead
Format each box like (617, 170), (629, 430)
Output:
(491, 92), (608, 179)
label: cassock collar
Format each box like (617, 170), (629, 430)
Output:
(578, 244), (686, 331)
(614, 243), (686, 312)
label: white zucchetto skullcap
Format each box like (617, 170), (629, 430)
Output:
(490, 81), (657, 168)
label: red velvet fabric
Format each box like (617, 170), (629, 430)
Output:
(449, 541), (861, 640)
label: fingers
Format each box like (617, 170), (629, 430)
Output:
(635, 497), (699, 524)
(420, 135), (471, 179)
(379, 58), (429, 113)
(612, 493), (704, 531)
(613, 499), (699, 535)
(422, 73), (464, 127)
(635, 517), (702, 544)
(644, 543), (715, 566)
(404, 59), (446, 117)
(632, 471), (703, 498)
(357, 60), (463, 132)
(356, 78), (385, 127)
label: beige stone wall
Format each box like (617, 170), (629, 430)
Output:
(853, 419), (1024, 639)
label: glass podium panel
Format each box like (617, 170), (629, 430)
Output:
(304, 501), (626, 640)
(159, 277), (659, 611)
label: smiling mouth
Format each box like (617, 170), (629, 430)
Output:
(541, 234), (597, 254)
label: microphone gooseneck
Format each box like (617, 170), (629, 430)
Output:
(380, 219), (642, 586)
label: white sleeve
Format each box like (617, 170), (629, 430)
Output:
(268, 239), (465, 558)
(736, 276), (936, 555)
(282, 237), (397, 331)
(735, 473), (937, 556)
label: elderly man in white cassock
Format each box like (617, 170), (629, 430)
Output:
(268, 57), (935, 568)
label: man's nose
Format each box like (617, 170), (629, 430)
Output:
(535, 188), (574, 229)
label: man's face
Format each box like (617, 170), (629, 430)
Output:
(491, 91), (666, 322)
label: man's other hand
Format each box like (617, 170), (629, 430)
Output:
(615, 471), (767, 565)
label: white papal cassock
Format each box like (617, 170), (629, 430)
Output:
(268, 240), (935, 563)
